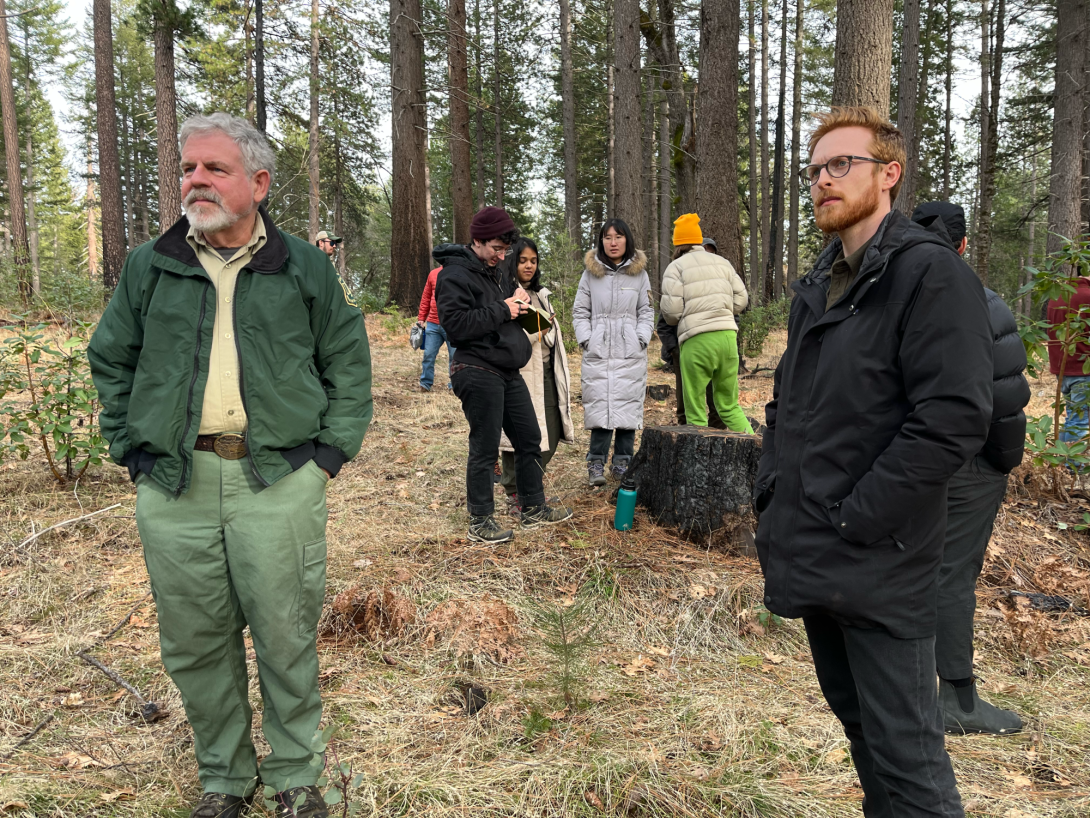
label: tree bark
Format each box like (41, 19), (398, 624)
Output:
(122, 93), (135, 250)
(943, 0), (953, 198)
(25, 128), (38, 294)
(153, 5), (181, 230)
(389, 0), (431, 309)
(492, 0), (503, 208)
(696, 0), (742, 274)
(894, 0), (920, 214)
(747, 0), (760, 304)
(559, 0), (580, 253)
(658, 95), (671, 276)
(448, 0), (472, 243)
(255, 0), (266, 132)
(627, 425), (761, 537)
(759, 0), (769, 296)
(0, 0), (29, 301)
(308, 0), (321, 241)
(975, 0), (1004, 284)
(642, 66), (656, 285)
(333, 93), (347, 285)
(656, 0), (693, 215)
(787, 0), (803, 289)
(473, 0), (484, 210)
(767, 0), (787, 299)
(1047, 0), (1088, 258)
(613, 0), (642, 238)
(831, 0), (894, 117)
(607, 63), (615, 217)
(95, 0), (125, 289)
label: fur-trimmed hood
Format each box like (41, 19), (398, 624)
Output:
(583, 248), (648, 278)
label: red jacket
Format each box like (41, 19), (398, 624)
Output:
(418, 267), (442, 324)
(1048, 277), (1090, 376)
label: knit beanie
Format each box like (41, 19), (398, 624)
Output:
(470, 206), (517, 242)
(673, 213), (703, 246)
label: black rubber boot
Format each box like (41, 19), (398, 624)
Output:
(939, 679), (1022, 735)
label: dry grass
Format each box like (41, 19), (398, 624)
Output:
(0, 319), (1088, 817)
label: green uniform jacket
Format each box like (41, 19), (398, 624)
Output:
(88, 208), (373, 495)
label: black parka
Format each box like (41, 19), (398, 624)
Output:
(433, 244), (532, 378)
(753, 211), (993, 638)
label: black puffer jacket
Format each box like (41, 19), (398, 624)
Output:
(754, 210), (993, 638)
(915, 216), (1030, 473)
(433, 243), (532, 378)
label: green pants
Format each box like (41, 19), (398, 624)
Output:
(135, 452), (329, 797)
(679, 330), (753, 432)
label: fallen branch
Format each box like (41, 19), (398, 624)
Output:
(1, 714), (54, 761)
(18, 504), (123, 550)
(75, 651), (165, 722)
(99, 592), (153, 641)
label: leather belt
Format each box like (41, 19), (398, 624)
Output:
(195, 433), (248, 460)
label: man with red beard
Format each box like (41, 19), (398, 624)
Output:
(753, 107), (992, 817)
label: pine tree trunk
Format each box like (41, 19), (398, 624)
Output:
(747, 0), (760, 305)
(473, 0), (484, 210)
(95, 0), (125, 288)
(0, 0), (29, 301)
(448, 0), (472, 243)
(25, 129), (39, 294)
(492, 0), (503, 208)
(976, 0), (1005, 284)
(613, 0), (642, 239)
(759, 0), (769, 301)
(85, 146), (98, 280)
(153, 6), (181, 229)
(245, 16), (254, 123)
(627, 425), (761, 538)
(658, 95), (671, 275)
(122, 94), (136, 250)
(642, 68), (656, 287)
(334, 94), (348, 285)
(389, 0), (431, 310)
(767, 0), (787, 299)
(256, 0), (266, 132)
(559, 0), (580, 253)
(135, 82), (150, 242)
(607, 61), (615, 218)
(787, 0), (803, 289)
(831, 0), (894, 117)
(894, 0), (920, 214)
(1047, 0), (1088, 258)
(657, 0), (692, 215)
(696, 0), (742, 272)
(914, 0), (939, 172)
(308, 0), (321, 241)
(943, 0), (953, 198)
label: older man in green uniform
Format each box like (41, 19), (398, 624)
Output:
(89, 113), (372, 818)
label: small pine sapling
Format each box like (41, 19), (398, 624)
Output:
(528, 591), (601, 708)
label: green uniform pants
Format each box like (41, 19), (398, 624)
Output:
(679, 330), (753, 433)
(135, 452), (329, 797)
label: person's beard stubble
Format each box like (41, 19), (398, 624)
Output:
(813, 170), (881, 234)
(184, 186), (242, 234)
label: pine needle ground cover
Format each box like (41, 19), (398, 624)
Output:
(1, 319), (1088, 817)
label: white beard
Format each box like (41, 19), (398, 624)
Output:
(184, 188), (242, 234)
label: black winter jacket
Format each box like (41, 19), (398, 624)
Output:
(433, 244), (532, 378)
(754, 211), (993, 638)
(915, 215), (1030, 473)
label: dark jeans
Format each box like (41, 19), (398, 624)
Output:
(501, 358), (561, 496)
(936, 456), (1009, 680)
(804, 615), (964, 818)
(673, 354), (725, 428)
(451, 366), (544, 516)
(587, 428), (635, 463)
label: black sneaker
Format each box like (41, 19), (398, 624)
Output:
(190, 792), (253, 818)
(468, 514), (514, 543)
(939, 679), (1022, 735)
(274, 786), (328, 818)
(521, 504), (574, 528)
(588, 460), (606, 487)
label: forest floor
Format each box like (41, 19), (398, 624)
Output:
(1, 317), (1089, 817)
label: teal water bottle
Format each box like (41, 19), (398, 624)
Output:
(614, 475), (638, 531)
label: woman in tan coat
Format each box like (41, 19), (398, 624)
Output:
(499, 239), (576, 512)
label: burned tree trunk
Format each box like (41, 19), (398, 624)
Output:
(628, 425), (761, 537)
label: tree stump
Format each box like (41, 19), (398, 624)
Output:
(628, 425), (762, 539)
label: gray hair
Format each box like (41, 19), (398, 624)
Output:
(179, 112), (276, 186)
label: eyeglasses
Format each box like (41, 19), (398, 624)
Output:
(800, 155), (890, 186)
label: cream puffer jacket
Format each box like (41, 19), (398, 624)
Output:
(660, 246), (749, 344)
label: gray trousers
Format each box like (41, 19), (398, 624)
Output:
(805, 615), (964, 817)
(936, 456), (1009, 681)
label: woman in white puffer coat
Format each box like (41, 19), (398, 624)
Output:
(572, 219), (654, 486)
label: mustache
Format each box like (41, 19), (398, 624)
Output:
(184, 186), (224, 208)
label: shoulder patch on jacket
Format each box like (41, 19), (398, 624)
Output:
(338, 274), (359, 308)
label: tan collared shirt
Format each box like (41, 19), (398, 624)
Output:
(186, 214), (268, 435)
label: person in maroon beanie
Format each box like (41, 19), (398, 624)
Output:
(434, 206), (573, 543)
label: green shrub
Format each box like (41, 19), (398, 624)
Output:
(737, 298), (791, 359)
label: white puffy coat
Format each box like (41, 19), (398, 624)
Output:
(660, 246), (749, 344)
(572, 249), (654, 430)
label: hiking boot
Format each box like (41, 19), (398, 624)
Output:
(468, 514), (514, 543)
(273, 786), (328, 818)
(611, 456), (631, 481)
(588, 460), (606, 487)
(939, 679), (1022, 735)
(521, 503), (574, 528)
(190, 792), (253, 818)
